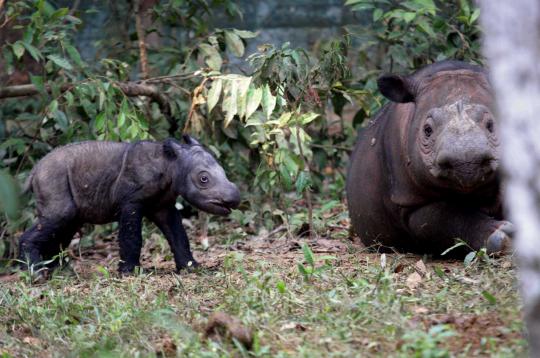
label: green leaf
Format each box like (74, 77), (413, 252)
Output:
(297, 263), (308, 276)
(207, 78), (223, 114)
(279, 164), (293, 189)
(245, 86), (263, 120)
(470, 8), (480, 24)
(47, 54), (73, 70)
(47, 99), (58, 114)
(300, 112), (319, 125)
(417, 19), (437, 38)
(199, 44), (222, 70)
(95, 112), (106, 131)
(233, 29), (258, 38)
(12, 41), (25, 59)
(225, 31), (245, 57)
(50, 7), (69, 20)
(373, 8), (384, 21)
(261, 84), (277, 120)
(30, 75), (45, 93)
(65, 44), (83, 67)
(459, 0), (471, 17)
(98, 88), (106, 111)
(463, 251), (476, 266)
(276, 280), (286, 294)
(278, 112), (293, 127)
(22, 42), (42, 61)
(433, 265), (445, 278)
(441, 241), (466, 256)
(236, 77), (251, 119)
(402, 12), (416, 23)
(295, 171), (311, 194)
(482, 290), (497, 304)
(222, 79), (238, 127)
(0, 171), (20, 220)
(414, 0), (437, 13)
(54, 110), (68, 130)
(282, 152), (299, 177)
(301, 243), (315, 266)
(117, 111), (126, 127)
(349, 3), (374, 12)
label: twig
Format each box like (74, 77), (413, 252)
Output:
(134, 0), (149, 80)
(68, 0), (81, 16)
(310, 143), (351, 152)
(139, 73), (199, 84)
(263, 225), (287, 240)
(295, 126), (315, 240)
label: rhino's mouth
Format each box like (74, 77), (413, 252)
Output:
(204, 199), (236, 216)
(429, 161), (497, 192)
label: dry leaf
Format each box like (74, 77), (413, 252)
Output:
(412, 306), (429, 314)
(280, 322), (307, 331)
(415, 259), (427, 276)
(22, 336), (42, 347)
(406, 272), (422, 290)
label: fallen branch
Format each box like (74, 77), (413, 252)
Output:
(204, 312), (253, 349)
(0, 80), (176, 133)
(0, 81), (163, 101)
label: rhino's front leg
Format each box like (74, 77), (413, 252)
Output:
(148, 206), (198, 271)
(407, 202), (512, 255)
(118, 203), (144, 273)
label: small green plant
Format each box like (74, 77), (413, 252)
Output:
(399, 325), (456, 358)
(297, 243), (335, 281)
(441, 240), (492, 267)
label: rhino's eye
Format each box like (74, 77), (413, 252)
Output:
(486, 119), (494, 133)
(423, 124), (433, 138)
(200, 175), (209, 184)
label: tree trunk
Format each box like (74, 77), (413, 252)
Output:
(479, 1), (540, 355)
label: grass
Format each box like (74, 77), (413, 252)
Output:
(0, 201), (527, 357)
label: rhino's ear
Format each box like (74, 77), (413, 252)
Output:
(163, 139), (179, 160)
(182, 134), (201, 146)
(378, 74), (415, 103)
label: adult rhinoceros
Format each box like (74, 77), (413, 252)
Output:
(346, 61), (512, 256)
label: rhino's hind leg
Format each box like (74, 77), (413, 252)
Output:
(407, 202), (511, 256)
(40, 221), (81, 268)
(19, 219), (77, 269)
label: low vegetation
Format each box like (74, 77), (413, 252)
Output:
(0, 201), (525, 357)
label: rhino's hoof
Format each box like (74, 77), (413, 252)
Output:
(177, 260), (200, 273)
(486, 221), (514, 255)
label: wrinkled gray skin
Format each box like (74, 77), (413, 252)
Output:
(346, 61), (513, 256)
(19, 135), (240, 273)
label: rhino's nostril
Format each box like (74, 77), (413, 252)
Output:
(481, 158), (493, 168)
(436, 153), (453, 170)
(224, 189), (241, 208)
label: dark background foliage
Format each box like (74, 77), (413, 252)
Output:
(0, 0), (482, 259)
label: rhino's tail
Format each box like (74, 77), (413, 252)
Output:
(22, 168), (35, 194)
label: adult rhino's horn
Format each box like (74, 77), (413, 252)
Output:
(377, 74), (415, 103)
(182, 134), (201, 146)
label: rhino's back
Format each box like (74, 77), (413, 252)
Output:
(31, 141), (129, 223)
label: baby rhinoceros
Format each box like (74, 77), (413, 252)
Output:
(19, 135), (240, 273)
(347, 60), (512, 256)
